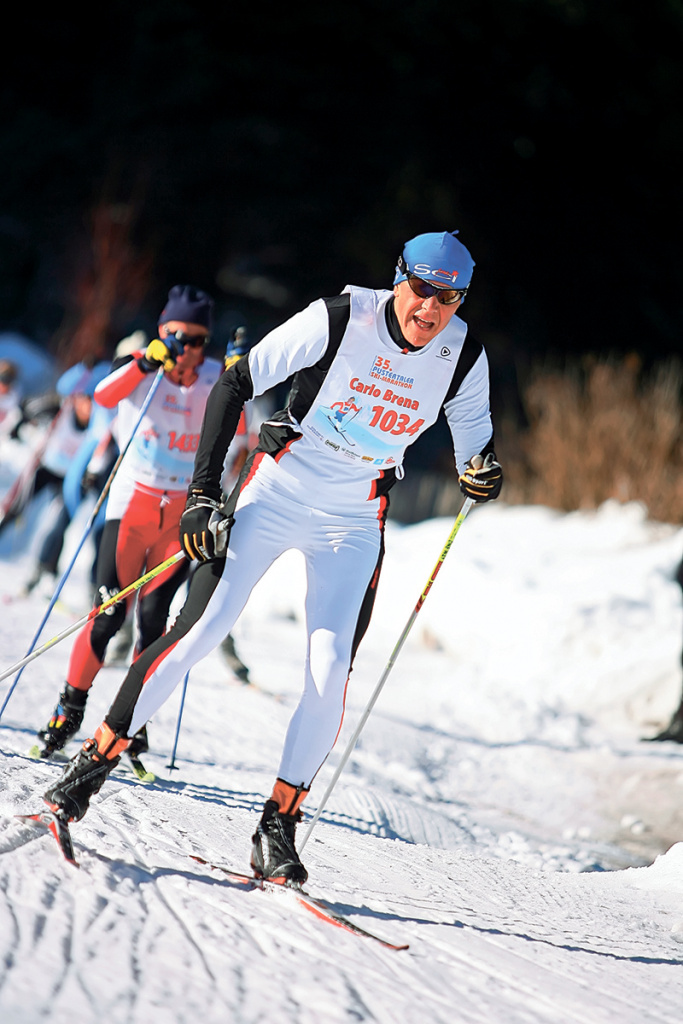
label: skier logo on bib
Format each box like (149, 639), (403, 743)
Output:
(326, 397), (361, 445)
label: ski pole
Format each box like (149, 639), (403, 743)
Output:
(0, 367), (165, 725)
(166, 671), (190, 772)
(0, 550), (186, 712)
(299, 497), (475, 852)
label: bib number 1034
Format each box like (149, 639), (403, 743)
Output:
(367, 406), (425, 436)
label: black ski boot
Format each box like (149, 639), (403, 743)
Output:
(36, 684), (89, 756)
(43, 726), (129, 822)
(646, 704), (683, 743)
(127, 725), (149, 756)
(123, 724), (155, 782)
(251, 799), (308, 885)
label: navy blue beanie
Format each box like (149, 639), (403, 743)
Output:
(158, 285), (214, 331)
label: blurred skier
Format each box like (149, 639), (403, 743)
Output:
(0, 362), (110, 570)
(22, 363), (115, 597)
(40, 231), (503, 883)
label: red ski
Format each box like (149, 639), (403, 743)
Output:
(190, 854), (408, 951)
(15, 810), (78, 866)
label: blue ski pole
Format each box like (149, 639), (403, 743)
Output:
(166, 672), (190, 771)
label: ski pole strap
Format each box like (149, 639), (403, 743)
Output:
(299, 497), (474, 852)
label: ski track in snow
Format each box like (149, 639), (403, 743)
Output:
(1, 455), (683, 1022)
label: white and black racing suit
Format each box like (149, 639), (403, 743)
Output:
(104, 285), (495, 788)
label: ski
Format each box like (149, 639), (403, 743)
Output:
(15, 810), (78, 866)
(0, 816), (57, 856)
(190, 855), (409, 950)
(27, 744), (69, 763)
(28, 743), (155, 783)
(123, 752), (156, 784)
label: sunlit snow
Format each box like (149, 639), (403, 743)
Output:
(1, 433), (683, 1023)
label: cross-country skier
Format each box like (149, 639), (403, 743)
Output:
(34, 285), (220, 766)
(41, 231), (503, 882)
(0, 363), (107, 543)
(21, 362), (115, 597)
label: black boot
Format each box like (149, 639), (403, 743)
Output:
(127, 725), (149, 756)
(37, 684), (89, 755)
(251, 799), (308, 885)
(43, 728), (126, 822)
(647, 704), (683, 743)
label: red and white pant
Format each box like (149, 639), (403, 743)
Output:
(66, 486), (189, 691)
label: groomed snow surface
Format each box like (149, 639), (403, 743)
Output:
(1, 451), (683, 1021)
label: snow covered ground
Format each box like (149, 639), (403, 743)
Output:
(1, 436), (683, 1022)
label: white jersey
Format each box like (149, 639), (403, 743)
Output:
(242, 286), (492, 514)
(96, 356), (222, 518)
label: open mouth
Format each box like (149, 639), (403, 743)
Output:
(413, 314), (435, 331)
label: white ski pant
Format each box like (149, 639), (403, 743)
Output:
(125, 483), (384, 787)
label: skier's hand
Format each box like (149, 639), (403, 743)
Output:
(458, 452), (503, 502)
(137, 337), (182, 374)
(180, 491), (231, 561)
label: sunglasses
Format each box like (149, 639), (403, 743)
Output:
(171, 330), (209, 348)
(406, 273), (467, 306)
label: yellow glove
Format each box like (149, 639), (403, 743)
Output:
(138, 338), (179, 373)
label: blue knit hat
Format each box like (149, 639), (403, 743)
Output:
(57, 360), (112, 398)
(393, 231), (475, 290)
(158, 285), (214, 331)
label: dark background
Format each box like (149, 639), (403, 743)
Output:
(2, 0), (682, 420)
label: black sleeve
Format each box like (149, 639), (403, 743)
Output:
(189, 356), (255, 501)
(111, 354), (135, 372)
(443, 333), (484, 404)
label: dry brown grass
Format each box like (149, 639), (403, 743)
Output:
(497, 354), (683, 522)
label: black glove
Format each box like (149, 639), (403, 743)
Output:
(458, 453), (503, 502)
(137, 336), (183, 374)
(180, 492), (231, 562)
